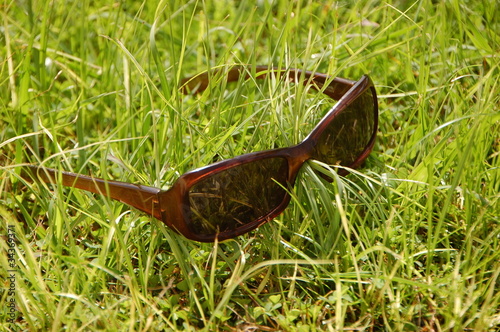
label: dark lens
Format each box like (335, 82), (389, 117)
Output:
(188, 157), (288, 236)
(312, 88), (375, 167)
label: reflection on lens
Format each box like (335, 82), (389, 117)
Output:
(312, 88), (375, 167)
(188, 157), (288, 236)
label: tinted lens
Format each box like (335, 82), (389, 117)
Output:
(188, 157), (288, 236)
(312, 88), (375, 167)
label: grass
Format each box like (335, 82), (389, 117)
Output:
(1, 0), (499, 331)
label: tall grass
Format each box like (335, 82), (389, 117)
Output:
(1, 0), (499, 331)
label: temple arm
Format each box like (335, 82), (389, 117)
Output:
(180, 65), (356, 100)
(23, 165), (163, 220)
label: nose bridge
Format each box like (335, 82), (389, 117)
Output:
(287, 140), (315, 179)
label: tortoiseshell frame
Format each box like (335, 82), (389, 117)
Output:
(26, 66), (378, 242)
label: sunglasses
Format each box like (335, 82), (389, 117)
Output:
(25, 66), (378, 242)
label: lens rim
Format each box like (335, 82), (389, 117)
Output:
(305, 75), (378, 175)
(158, 149), (298, 242)
(158, 74), (378, 242)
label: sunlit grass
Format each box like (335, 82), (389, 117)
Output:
(1, 0), (499, 331)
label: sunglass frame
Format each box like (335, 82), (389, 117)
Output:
(25, 66), (378, 242)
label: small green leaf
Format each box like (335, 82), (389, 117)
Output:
(269, 294), (282, 304)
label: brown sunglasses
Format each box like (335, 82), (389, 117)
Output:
(24, 66), (378, 242)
